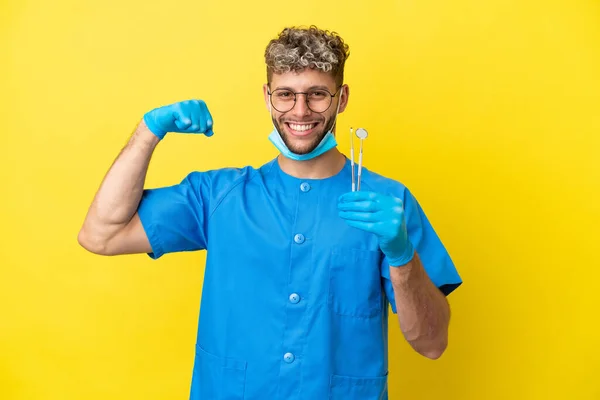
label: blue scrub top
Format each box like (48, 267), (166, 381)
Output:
(137, 156), (462, 400)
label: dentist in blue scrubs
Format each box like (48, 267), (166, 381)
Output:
(78, 25), (462, 400)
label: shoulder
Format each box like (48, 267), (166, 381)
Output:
(184, 158), (277, 190)
(180, 158), (277, 212)
(183, 163), (260, 197)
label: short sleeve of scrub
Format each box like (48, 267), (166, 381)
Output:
(381, 188), (462, 313)
(137, 172), (209, 259)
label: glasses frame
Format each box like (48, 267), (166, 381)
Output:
(267, 85), (343, 113)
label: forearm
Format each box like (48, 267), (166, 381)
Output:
(79, 120), (159, 246)
(390, 252), (451, 359)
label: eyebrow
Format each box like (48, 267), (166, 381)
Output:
(274, 85), (334, 92)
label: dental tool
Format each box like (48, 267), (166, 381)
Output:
(350, 127), (356, 191)
(355, 128), (368, 191)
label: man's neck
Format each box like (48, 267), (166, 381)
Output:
(277, 148), (346, 179)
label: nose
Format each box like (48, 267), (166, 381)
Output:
(291, 94), (311, 117)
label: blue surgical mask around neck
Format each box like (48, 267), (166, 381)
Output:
(268, 96), (341, 161)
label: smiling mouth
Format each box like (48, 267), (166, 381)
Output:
(285, 122), (319, 136)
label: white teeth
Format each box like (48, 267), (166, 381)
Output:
(289, 123), (315, 132)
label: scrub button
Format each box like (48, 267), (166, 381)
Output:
(300, 182), (311, 192)
(283, 352), (295, 363)
(289, 293), (300, 304)
(294, 234), (305, 244)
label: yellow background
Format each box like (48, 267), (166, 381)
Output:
(1, 0), (599, 399)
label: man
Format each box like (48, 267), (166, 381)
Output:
(78, 25), (462, 400)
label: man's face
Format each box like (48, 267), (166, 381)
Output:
(264, 68), (349, 155)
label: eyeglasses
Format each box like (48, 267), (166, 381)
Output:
(267, 86), (342, 113)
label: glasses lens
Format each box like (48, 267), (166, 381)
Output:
(306, 89), (333, 113)
(271, 89), (295, 113)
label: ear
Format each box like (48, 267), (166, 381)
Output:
(338, 84), (350, 113)
(263, 84), (271, 111)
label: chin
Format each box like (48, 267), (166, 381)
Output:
(285, 136), (324, 155)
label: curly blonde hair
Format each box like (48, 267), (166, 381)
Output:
(264, 25), (350, 86)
